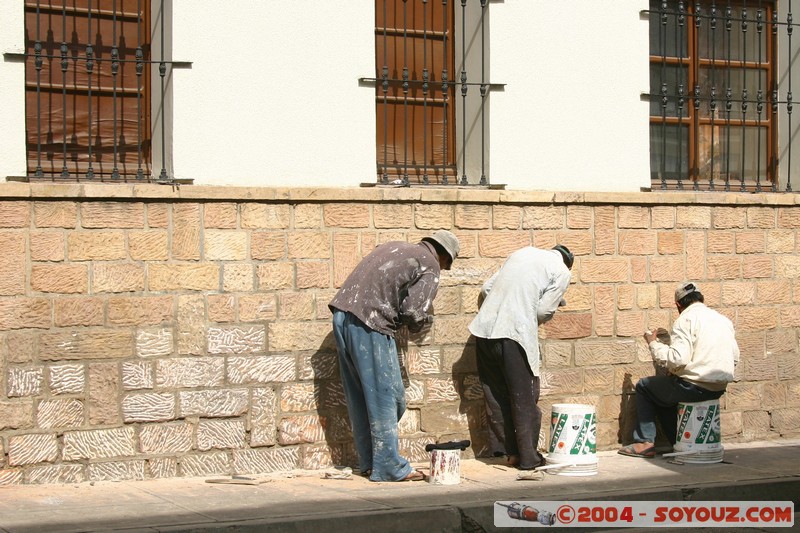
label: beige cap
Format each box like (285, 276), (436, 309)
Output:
(675, 282), (700, 302)
(423, 230), (460, 263)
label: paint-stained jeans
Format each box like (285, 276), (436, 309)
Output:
(331, 310), (412, 482)
(634, 375), (725, 445)
(475, 337), (544, 470)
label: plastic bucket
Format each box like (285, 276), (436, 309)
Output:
(428, 449), (460, 485)
(546, 403), (598, 476)
(673, 399), (723, 463)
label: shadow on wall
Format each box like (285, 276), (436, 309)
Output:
(309, 332), (357, 470)
(453, 339), (491, 460)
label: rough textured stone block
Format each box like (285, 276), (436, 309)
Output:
(108, 296), (174, 326)
(139, 422), (194, 454)
(92, 264), (145, 293)
(7, 367), (43, 397)
(148, 264), (219, 291)
(81, 202), (145, 229)
(122, 393), (176, 422)
(0, 201), (29, 227)
(323, 204), (369, 228)
(156, 358), (224, 389)
(207, 294), (235, 323)
(148, 457), (178, 478)
(31, 264), (88, 293)
(294, 204), (322, 229)
(37, 398), (84, 429)
(8, 433), (59, 465)
(414, 204), (454, 230)
(250, 387), (277, 447)
(478, 232), (530, 258)
(146, 203), (169, 228)
(179, 389), (249, 418)
(233, 447), (299, 475)
(649, 257), (686, 282)
(565, 205), (591, 230)
(268, 322), (333, 352)
(227, 356), (295, 386)
(63, 427), (136, 460)
(25, 464), (85, 485)
(0, 470), (23, 485)
(455, 204), (491, 229)
(0, 233), (25, 296)
(128, 230), (169, 260)
(240, 204), (291, 229)
(223, 263), (254, 292)
(54, 297), (104, 327)
(575, 340), (636, 366)
(198, 420), (246, 451)
(238, 294), (278, 322)
(426, 378), (460, 402)
(207, 325), (266, 354)
(177, 296), (204, 356)
(280, 383), (317, 412)
(766, 230), (795, 254)
(618, 206), (649, 229)
(136, 328), (174, 358)
(33, 201), (77, 228)
(122, 361), (153, 390)
(374, 204), (413, 229)
(0, 401), (34, 430)
(88, 362), (121, 425)
(541, 313), (593, 340)
(29, 231), (65, 262)
(256, 263), (294, 290)
(180, 452), (231, 477)
(251, 231), (287, 260)
(205, 230), (247, 260)
(677, 206), (711, 228)
(580, 258), (628, 283)
(522, 206), (564, 230)
(48, 363), (85, 394)
(68, 231), (126, 261)
(204, 203), (238, 229)
(40, 330), (133, 361)
(278, 292), (315, 321)
(296, 261), (330, 289)
(87, 461), (146, 482)
(172, 204), (201, 261)
(278, 415), (325, 445)
(302, 444), (334, 470)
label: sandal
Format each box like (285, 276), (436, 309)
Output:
(400, 469), (426, 482)
(618, 443), (656, 458)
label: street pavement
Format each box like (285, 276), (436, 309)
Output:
(0, 439), (798, 533)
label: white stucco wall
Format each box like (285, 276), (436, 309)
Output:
(1, 1), (652, 191)
(172, 0), (376, 187)
(490, 1), (651, 191)
(0, 3), (27, 179)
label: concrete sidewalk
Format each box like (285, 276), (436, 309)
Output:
(0, 439), (798, 533)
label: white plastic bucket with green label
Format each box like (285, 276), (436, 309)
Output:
(546, 403), (598, 476)
(672, 399), (723, 463)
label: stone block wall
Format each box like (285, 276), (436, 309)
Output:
(0, 183), (799, 485)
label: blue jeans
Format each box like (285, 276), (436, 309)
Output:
(331, 310), (412, 482)
(634, 375), (725, 445)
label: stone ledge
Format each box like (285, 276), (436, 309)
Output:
(1, 182), (799, 206)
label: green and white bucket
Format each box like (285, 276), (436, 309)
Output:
(546, 403), (598, 476)
(672, 399), (723, 464)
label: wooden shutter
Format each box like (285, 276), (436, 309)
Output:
(375, 1), (456, 184)
(24, 1), (151, 179)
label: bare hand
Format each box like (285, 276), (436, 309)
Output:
(643, 329), (657, 344)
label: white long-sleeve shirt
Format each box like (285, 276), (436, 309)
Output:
(468, 247), (571, 376)
(650, 302), (740, 391)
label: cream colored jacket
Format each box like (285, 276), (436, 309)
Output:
(649, 302), (740, 391)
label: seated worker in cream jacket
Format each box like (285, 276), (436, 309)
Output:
(619, 282), (740, 458)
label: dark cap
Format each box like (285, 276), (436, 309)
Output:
(552, 244), (574, 270)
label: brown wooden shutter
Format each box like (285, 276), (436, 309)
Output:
(375, 1), (456, 184)
(24, 1), (151, 179)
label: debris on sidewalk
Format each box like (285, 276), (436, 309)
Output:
(205, 475), (272, 485)
(322, 466), (353, 480)
(515, 470), (545, 481)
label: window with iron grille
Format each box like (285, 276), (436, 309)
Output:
(22, 0), (178, 183)
(648, 0), (788, 191)
(372, 0), (494, 187)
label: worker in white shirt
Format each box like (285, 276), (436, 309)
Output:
(619, 282), (740, 458)
(468, 245), (573, 470)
